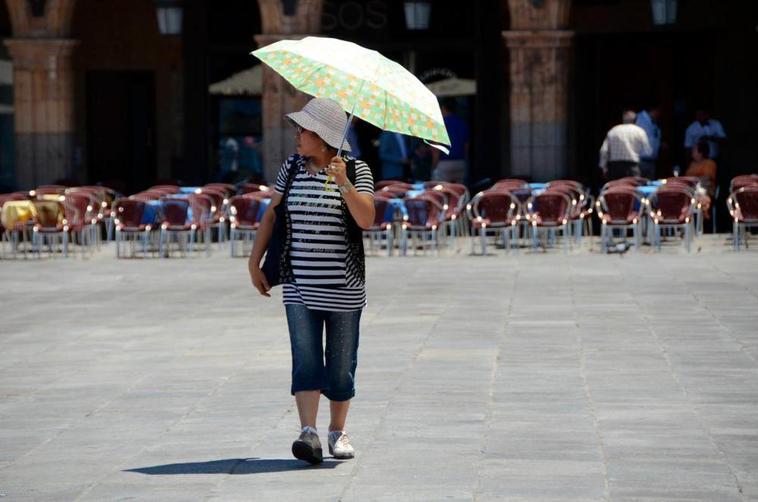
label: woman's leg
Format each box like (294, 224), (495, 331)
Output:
(296, 390), (321, 429)
(323, 309), (362, 426)
(285, 304), (328, 428)
(329, 399), (351, 432)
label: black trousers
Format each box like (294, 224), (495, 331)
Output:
(607, 161), (640, 181)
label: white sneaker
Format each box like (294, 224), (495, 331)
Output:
(328, 431), (355, 459)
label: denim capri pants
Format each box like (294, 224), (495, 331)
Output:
(284, 304), (362, 402)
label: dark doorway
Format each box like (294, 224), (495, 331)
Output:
(573, 31), (716, 191)
(86, 71), (156, 193)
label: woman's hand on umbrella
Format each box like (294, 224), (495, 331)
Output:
(326, 156), (348, 186)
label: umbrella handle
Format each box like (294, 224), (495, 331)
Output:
(325, 100), (359, 192)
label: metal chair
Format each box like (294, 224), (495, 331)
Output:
(63, 192), (99, 254)
(159, 198), (193, 258)
(364, 196), (394, 256)
(228, 196), (263, 257)
(113, 199), (152, 258)
(595, 187), (645, 252)
(470, 190), (519, 255)
(648, 187), (696, 252)
(401, 195), (444, 255)
(727, 185), (758, 252)
(31, 200), (68, 258)
(525, 192), (571, 253)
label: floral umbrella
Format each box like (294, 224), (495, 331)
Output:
(252, 36), (451, 154)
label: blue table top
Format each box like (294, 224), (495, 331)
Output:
(636, 186), (658, 196)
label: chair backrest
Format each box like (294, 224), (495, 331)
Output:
(444, 183), (469, 204)
(493, 178), (528, 188)
(422, 181), (449, 189)
(229, 196), (262, 226)
(528, 192), (570, 225)
(242, 191), (272, 200)
(472, 191), (517, 226)
(379, 186), (407, 198)
(161, 198), (190, 226)
(149, 185), (181, 194)
(731, 186), (758, 222)
(204, 183), (235, 194)
(130, 191), (163, 201)
(31, 186), (66, 197)
(404, 196), (443, 227)
(199, 187), (226, 208)
(417, 189), (447, 209)
(240, 183), (271, 194)
(547, 179), (583, 191)
(598, 189), (643, 223)
(113, 199), (146, 227)
(187, 194), (213, 224)
(372, 197), (391, 227)
(376, 180), (411, 190)
(1, 200), (35, 229)
(432, 185), (462, 218)
(63, 193), (96, 226)
(31, 200), (65, 229)
(731, 174), (758, 192)
(651, 188), (693, 222)
(545, 185), (582, 218)
(665, 177), (698, 189)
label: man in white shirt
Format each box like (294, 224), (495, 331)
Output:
(635, 106), (661, 179)
(599, 110), (653, 181)
(684, 109), (726, 160)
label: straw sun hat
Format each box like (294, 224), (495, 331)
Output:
(286, 97), (352, 152)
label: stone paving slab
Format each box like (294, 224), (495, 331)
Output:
(0, 237), (757, 501)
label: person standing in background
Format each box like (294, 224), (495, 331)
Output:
(431, 99), (469, 183)
(684, 109), (727, 161)
(598, 110), (652, 181)
(635, 105), (661, 179)
(378, 131), (411, 180)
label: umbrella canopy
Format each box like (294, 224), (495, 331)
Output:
(209, 66), (263, 96)
(252, 36), (450, 149)
(426, 77), (476, 97)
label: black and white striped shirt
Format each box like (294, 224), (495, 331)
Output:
(274, 155), (374, 312)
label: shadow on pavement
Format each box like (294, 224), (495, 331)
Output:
(125, 457), (343, 475)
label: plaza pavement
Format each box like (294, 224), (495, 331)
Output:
(1, 236), (757, 501)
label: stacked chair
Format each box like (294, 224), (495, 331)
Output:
(727, 174), (758, 251)
(367, 180), (470, 256)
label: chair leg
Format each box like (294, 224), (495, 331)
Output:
(685, 223), (691, 253)
(654, 222), (661, 251)
(563, 224), (569, 254)
(633, 223), (640, 251)
(142, 230), (150, 258)
(480, 226), (486, 255)
(734, 220), (739, 252)
(386, 226), (393, 257)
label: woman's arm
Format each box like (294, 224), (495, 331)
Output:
(342, 189), (375, 230)
(327, 156), (375, 229)
(248, 192), (282, 297)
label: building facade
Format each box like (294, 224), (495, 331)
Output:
(1, 0), (756, 195)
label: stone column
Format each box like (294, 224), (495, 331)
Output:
(255, 0), (323, 183)
(503, 30), (573, 181)
(4, 38), (77, 188)
(253, 34), (310, 184)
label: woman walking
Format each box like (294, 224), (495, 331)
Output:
(248, 98), (375, 464)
